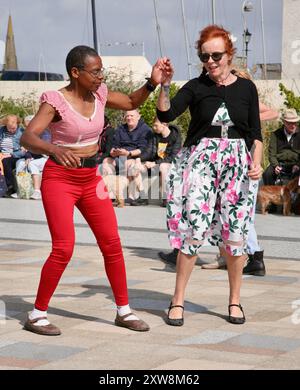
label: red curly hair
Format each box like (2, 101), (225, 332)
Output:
(196, 25), (236, 60)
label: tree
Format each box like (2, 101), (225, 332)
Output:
(279, 83), (300, 112)
(104, 67), (140, 128)
(0, 92), (37, 125)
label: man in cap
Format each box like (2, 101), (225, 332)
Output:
(263, 108), (300, 185)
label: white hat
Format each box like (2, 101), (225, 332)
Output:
(282, 108), (300, 123)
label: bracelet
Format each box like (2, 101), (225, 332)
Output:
(145, 77), (156, 92)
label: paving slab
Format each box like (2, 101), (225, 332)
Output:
(1, 197), (300, 371)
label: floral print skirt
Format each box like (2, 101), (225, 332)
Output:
(166, 137), (255, 256)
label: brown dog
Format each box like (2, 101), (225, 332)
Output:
(103, 174), (128, 207)
(258, 176), (300, 216)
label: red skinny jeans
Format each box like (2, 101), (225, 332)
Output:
(34, 159), (128, 310)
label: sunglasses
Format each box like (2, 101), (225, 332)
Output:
(198, 51), (226, 63)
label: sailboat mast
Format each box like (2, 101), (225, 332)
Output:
(212, 0), (216, 24)
(260, 0), (267, 79)
(153, 0), (163, 57)
(91, 0), (99, 53)
(180, 0), (192, 79)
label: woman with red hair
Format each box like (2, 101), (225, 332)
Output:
(157, 25), (263, 325)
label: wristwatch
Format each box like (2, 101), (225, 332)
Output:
(145, 77), (156, 92)
(128, 151), (132, 158)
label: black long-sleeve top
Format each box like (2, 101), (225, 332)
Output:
(157, 74), (262, 150)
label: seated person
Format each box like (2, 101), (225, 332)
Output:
(103, 109), (152, 205)
(263, 108), (300, 185)
(98, 115), (115, 163)
(0, 114), (26, 195)
(140, 117), (182, 206)
(11, 115), (51, 200)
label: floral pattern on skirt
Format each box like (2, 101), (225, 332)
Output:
(166, 137), (255, 256)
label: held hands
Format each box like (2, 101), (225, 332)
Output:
(52, 146), (81, 168)
(110, 148), (128, 157)
(248, 163), (263, 180)
(151, 57), (174, 86)
(274, 165), (282, 175)
(144, 161), (156, 169)
(134, 158), (143, 172)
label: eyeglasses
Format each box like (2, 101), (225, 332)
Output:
(79, 67), (105, 78)
(198, 51), (226, 63)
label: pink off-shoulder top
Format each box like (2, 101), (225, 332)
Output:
(40, 83), (108, 147)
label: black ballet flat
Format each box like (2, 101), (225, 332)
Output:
(228, 303), (246, 325)
(166, 302), (184, 326)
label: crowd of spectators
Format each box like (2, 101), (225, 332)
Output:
(1, 107), (299, 207)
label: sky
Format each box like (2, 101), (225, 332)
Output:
(0, 0), (283, 81)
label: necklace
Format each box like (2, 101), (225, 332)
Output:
(210, 72), (232, 86)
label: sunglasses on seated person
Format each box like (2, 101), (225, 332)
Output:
(198, 51), (226, 63)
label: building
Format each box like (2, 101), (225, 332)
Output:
(0, 55), (152, 100)
(256, 63), (282, 80)
(282, 0), (300, 79)
(101, 56), (152, 84)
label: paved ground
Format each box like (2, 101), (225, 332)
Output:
(0, 198), (300, 370)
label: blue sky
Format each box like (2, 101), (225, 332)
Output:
(0, 0), (282, 80)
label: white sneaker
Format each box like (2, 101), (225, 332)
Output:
(201, 254), (227, 269)
(10, 193), (18, 199)
(30, 190), (41, 200)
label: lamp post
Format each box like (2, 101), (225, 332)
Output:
(243, 28), (252, 68)
(242, 1), (253, 68)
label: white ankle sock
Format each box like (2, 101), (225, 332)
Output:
(29, 308), (50, 326)
(117, 304), (139, 321)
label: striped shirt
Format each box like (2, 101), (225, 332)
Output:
(0, 130), (14, 154)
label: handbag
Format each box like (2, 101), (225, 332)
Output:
(16, 167), (34, 199)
